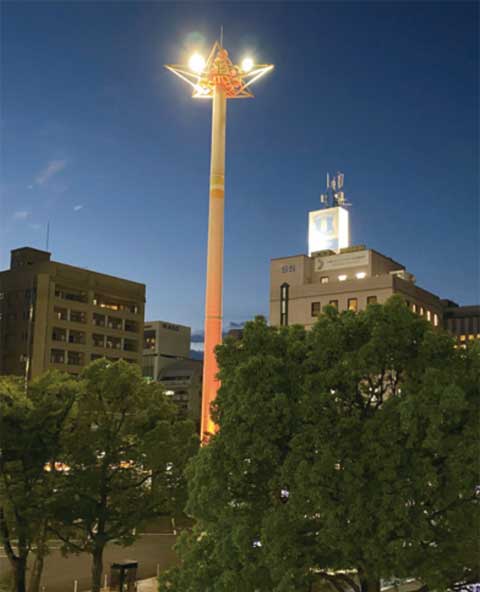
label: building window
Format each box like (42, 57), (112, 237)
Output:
(52, 327), (67, 342)
(311, 302), (321, 317)
(348, 298), (358, 312)
(144, 330), (156, 350)
(355, 272), (366, 279)
(70, 310), (86, 324)
(329, 300), (338, 310)
(338, 274), (347, 281)
(67, 351), (84, 366)
(55, 285), (87, 303)
(50, 349), (65, 364)
(93, 313), (105, 327)
(125, 319), (138, 332)
(107, 316), (123, 331)
(93, 334), (106, 348)
(419, 306), (424, 316)
(412, 303), (417, 313)
(433, 313), (439, 327)
(54, 306), (68, 321)
(69, 330), (85, 345)
(280, 283), (289, 326)
(94, 294), (139, 314)
(426, 310), (431, 322)
(367, 296), (377, 306)
(106, 336), (122, 350)
(124, 339), (138, 352)
(320, 276), (329, 284)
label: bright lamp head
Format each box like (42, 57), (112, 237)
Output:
(188, 53), (206, 73)
(241, 57), (254, 72)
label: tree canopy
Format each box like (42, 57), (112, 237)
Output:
(53, 359), (198, 592)
(160, 297), (479, 592)
(0, 372), (79, 592)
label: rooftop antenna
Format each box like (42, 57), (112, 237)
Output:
(320, 171), (350, 208)
(45, 220), (50, 251)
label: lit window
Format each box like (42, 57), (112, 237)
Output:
(165, 390), (174, 396)
(434, 314), (439, 327)
(329, 300), (338, 310)
(320, 276), (329, 284)
(460, 335), (466, 341)
(356, 272), (366, 279)
(419, 306), (424, 316)
(412, 303), (417, 313)
(367, 296), (377, 306)
(426, 310), (431, 322)
(348, 298), (358, 311)
(338, 274), (347, 281)
(468, 334), (474, 341)
(311, 302), (321, 317)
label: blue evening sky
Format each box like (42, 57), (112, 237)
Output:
(1, 1), (478, 340)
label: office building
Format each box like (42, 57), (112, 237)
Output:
(270, 246), (444, 328)
(158, 358), (203, 430)
(142, 320), (191, 380)
(442, 301), (480, 345)
(0, 247), (145, 378)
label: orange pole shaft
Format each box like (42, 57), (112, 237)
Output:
(201, 85), (226, 439)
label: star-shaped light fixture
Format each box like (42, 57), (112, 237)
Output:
(165, 41), (274, 99)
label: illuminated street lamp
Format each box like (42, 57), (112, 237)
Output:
(166, 41), (273, 440)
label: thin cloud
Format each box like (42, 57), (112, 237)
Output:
(35, 159), (67, 186)
(73, 204), (83, 212)
(13, 210), (30, 220)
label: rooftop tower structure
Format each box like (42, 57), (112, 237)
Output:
(308, 171), (350, 256)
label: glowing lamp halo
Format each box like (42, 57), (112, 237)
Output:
(188, 52), (206, 73)
(241, 57), (254, 72)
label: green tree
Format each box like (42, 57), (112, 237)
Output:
(53, 359), (197, 592)
(160, 297), (479, 592)
(0, 372), (79, 592)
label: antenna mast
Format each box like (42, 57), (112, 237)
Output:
(320, 171), (350, 208)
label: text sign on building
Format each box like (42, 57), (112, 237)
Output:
(308, 206), (349, 256)
(314, 250), (369, 272)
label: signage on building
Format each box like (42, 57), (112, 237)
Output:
(314, 250), (369, 272)
(308, 206), (349, 256)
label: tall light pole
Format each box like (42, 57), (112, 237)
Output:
(166, 41), (273, 440)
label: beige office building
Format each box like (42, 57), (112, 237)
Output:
(142, 320), (191, 380)
(442, 301), (480, 345)
(0, 247), (145, 378)
(270, 246), (443, 329)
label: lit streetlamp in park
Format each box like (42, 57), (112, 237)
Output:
(166, 40), (273, 439)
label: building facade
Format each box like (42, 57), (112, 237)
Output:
(158, 358), (203, 430)
(442, 301), (480, 345)
(270, 246), (443, 329)
(0, 247), (145, 378)
(142, 320), (191, 380)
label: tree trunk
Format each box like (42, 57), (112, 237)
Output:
(28, 553), (45, 592)
(91, 545), (104, 592)
(13, 555), (28, 592)
(28, 520), (48, 592)
(358, 571), (380, 592)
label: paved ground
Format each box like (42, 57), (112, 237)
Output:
(0, 533), (177, 592)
